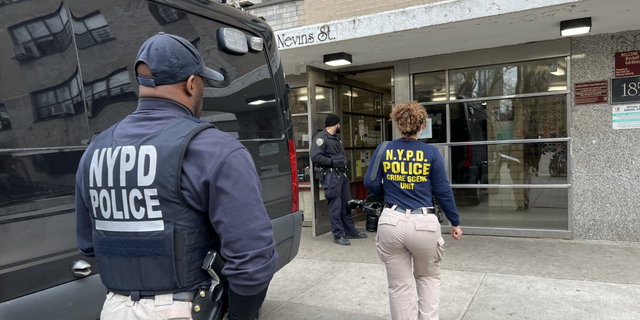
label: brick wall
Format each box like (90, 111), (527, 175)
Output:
(248, 0), (445, 30)
(248, 0), (305, 31)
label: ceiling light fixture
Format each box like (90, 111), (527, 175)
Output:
(298, 95), (325, 101)
(323, 52), (352, 67)
(560, 17), (592, 37)
(548, 86), (568, 91)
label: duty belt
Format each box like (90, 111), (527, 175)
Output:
(385, 204), (435, 215)
(327, 167), (346, 173)
(110, 290), (198, 301)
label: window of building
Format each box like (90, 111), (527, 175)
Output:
(9, 5), (72, 62)
(290, 87), (309, 150)
(72, 11), (114, 49)
(84, 69), (137, 118)
(148, 3), (186, 25)
(412, 56), (570, 231)
(0, 0), (25, 6)
(340, 84), (384, 181)
(0, 104), (11, 132)
(32, 72), (83, 121)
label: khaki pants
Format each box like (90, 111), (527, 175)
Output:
(101, 292), (194, 320)
(376, 208), (445, 320)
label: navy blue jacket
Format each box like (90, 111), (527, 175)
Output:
(364, 138), (460, 226)
(76, 98), (277, 295)
(310, 130), (348, 168)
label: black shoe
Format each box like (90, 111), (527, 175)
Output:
(345, 231), (368, 239)
(333, 236), (351, 246)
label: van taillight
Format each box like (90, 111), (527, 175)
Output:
(288, 140), (299, 212)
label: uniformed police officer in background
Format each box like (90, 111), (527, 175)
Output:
(75, 33), (277, 320)
(310, 114), (367, 246)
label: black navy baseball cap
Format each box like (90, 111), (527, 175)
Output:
(134, 32), (223, 87)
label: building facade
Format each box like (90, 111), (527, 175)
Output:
(247, 0), (640, 242)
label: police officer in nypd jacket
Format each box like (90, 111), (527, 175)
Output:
(365, 102), (462, 320)
(310, 114), (367, 246)
(75, 33), (277, 320)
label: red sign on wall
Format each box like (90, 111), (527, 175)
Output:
(574, 81), (608, 105)
(615, 50), (640, 77)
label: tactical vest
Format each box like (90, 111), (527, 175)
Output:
(82, 116), (216, 295)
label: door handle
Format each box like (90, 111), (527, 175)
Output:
(72, 260), (92, 277)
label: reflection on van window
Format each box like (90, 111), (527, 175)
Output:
(0, 105), (11, 132)
(191, 37), (201, 49)
(199, 34), (282, 140)
(148, 3), (186, 25)
(32, 72), (84, 121)
(84, 69), (136, 118)
(201, 100), (282, 140)
(72, 11), (114, 49)
(0, 0), (25, 6)
(8, 4), (72, 62)
(0, 150), (82, 211)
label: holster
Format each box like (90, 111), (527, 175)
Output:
(314, 167), (325, 183)
(432, 196), (444, 223)
(192, 285), (225, 320)
(193, 250), (227, 320)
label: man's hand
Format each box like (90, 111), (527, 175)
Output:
(451, 225), (462, 240)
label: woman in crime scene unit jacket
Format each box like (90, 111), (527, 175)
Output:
(364, 102), (462, 320)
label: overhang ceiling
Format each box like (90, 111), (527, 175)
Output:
(277, 0), (640, 75)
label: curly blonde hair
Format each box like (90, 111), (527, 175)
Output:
(390, 102), (428, 136)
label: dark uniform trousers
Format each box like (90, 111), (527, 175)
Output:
(323, 170), (357, 237)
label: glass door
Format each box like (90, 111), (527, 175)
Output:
(306, 66), (338, 237)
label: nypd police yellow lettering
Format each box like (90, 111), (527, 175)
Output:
(383, 149), (430, 189)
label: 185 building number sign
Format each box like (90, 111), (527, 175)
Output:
(611, 76), (640, 104)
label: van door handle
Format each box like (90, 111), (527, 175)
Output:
(72, 260), (92, 277)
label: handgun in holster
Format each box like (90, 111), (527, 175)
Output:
(192, 250), (227, 320)
(314, 166), (326, 183)
(432, 196), (444, 223)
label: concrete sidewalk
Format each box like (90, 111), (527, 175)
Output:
(261, 222), (640, 320)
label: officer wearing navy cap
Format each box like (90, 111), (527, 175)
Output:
(310, 114), (367, 245)
(75, 33), (277, 320)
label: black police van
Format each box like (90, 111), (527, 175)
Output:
(0, 1), (303, 319)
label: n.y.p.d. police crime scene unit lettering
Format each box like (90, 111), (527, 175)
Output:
(383, 149), (430, 190)
(89, 145), (163, 232)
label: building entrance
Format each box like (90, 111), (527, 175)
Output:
(289, 67), (392, 236)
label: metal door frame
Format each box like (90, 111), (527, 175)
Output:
(307, 65), (341, 237)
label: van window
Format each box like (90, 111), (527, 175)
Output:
(192, 30), (283, 140)
(166, 10), (289, 218)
